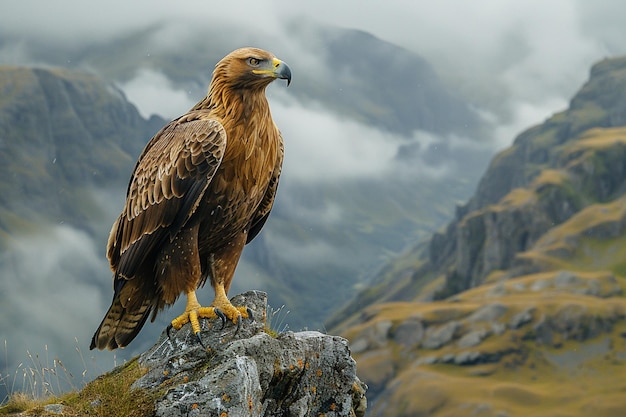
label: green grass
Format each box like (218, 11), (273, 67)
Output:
(0, 358), (153, 417)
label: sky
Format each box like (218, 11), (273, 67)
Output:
(2, 0), (626, 401)
(1, 0), (623, 141)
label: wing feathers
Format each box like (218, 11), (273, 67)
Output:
(108, 117), (226, 277)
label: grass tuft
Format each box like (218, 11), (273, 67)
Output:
(265, 304), (291, 338)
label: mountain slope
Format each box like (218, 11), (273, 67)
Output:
(333, 56), (626, 416)
(0, 65), (162, 239)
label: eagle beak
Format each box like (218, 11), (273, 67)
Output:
(273, 58), (292, 86)
(253, 58), (292, 86)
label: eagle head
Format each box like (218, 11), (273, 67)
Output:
(215, 47), (292, 90)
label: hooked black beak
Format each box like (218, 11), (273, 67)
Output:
(274, 60), (292, 86)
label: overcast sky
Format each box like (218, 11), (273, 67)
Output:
(1, 0), (624, 136)
(2, 0), (626, 400)
(1, 1), (623, 113)
(1, 0), (623, 157)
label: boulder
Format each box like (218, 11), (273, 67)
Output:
(132, 291), (367, 417)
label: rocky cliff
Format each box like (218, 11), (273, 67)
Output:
(429, 56), (626, 297)
(330, 56), (626, 417)
(0, 65), (163, 239)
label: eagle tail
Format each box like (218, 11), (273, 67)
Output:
(90, 290), (154, 350)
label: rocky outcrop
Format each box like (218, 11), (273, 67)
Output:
(331, 56), (626, 417)
(425, 57), (626, 297)
(132, 291), (367, 417)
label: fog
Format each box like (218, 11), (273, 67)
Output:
(2, 0), (625, 135)
(2, 0), (626, 402)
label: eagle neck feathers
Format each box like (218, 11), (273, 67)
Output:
(192, 70), (277, 162)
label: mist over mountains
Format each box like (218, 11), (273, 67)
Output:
(2, 1), (626, 406)
(336, 56), (626, 417)
(0, 20), (490, 399)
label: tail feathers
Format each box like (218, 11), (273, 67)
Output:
(90, 294), (154, 350)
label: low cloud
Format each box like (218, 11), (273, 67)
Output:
(119, 68), (197, 119)
(3, 0), (626, 399)
(0, 225), (119, 396)
(270, 94), (400, 182)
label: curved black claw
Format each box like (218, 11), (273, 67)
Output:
(166, 323), (174, 340)
(195, 332), (206, 349)
(246, 307), (255, 322)
(214, 307), (227, 329)
(234, 314), (243, 336)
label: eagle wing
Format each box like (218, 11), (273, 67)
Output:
(107, 116), (226, 281)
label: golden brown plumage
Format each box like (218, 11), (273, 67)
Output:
(90, 47), (291, 350)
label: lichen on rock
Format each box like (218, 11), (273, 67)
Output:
(132, 291), (367, 417)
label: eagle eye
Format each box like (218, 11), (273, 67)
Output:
(247, 57), (261, 67)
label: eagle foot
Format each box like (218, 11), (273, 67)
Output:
(168, 304), (253, 344)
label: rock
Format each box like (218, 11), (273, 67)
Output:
(486, 282), (507, 297)
(467, 303), (508, 322)
(415, 355), (439, 365)
(509, 306), (535, 329)
(372, 320), (393, 347)
(531, 279), (550, 291)
(457, 329), (488, 348)
(554, 270), (582, 287)
(491, 322), (507, 335)
(351, 319), (392, 353)
(422, 321), (460, 349)
(350, 338), (369, 354)
(392, 319), (424, 348)
(453, 351), (482, 365)
(43, 404), (65, 414)
(133, 291), (367, 417)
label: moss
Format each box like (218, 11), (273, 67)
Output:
(62, 358), (154, 417)
(0, 358), (155, 417)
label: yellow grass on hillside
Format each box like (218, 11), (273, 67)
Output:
(571, 126), (626, 151)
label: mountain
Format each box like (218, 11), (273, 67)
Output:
(331, 56), (626, 416)
(0, 24), (489, 401)
(0, 65), (163, 241)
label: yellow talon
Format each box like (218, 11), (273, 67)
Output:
(169, 288), (250, 337)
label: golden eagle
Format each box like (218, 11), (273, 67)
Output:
(91, 47), (291, 350)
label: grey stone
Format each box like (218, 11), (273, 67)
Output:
(372, 320), (393, 347)
(392, 319), (424, 348)
(509, 306), (535, 329)
(422, 321), (460, 349)
(554, 270), (581, 287)
(486, 282), (507, 297)
(43, 404), (65, 414)
(415, 355), (439, 365)
(491, 322), (507, 335)
(350, 338), (369, 354)
(458, 329), (488, 348)
(133, 291), (367, 417)
(531, 279), (550, 291)
(352, 319), (392, 351)
(453, 351), (481, 365)
(467, 303), (508, 322)
(441, 354), (456, 363)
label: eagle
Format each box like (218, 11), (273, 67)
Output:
(90, 47), (291, 350)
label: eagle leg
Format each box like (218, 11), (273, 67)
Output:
(202, 282), (252, 328)
(169, 285), (251, 341)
